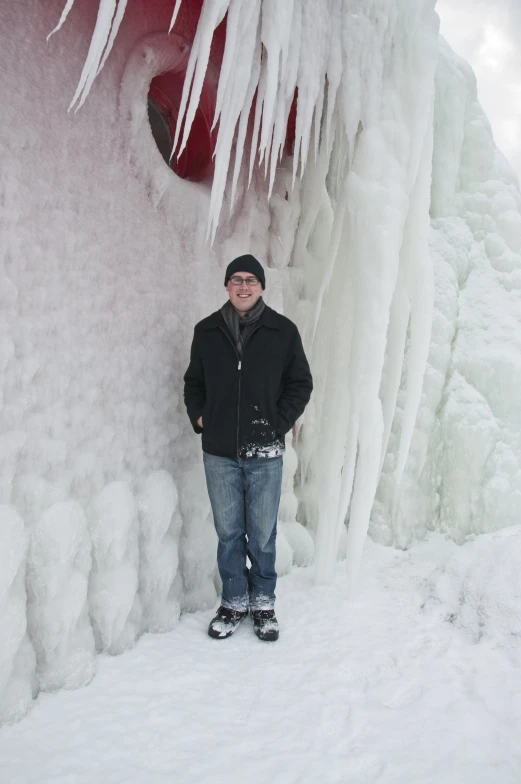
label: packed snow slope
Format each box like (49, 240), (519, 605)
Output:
(2, 531), (521, 784)
(1, 0), (521, 725)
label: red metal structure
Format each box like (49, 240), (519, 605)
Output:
(147, 0), (296, 181)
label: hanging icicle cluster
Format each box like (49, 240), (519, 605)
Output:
(48, 0), (129, 111)
(52, 0), (356, 240)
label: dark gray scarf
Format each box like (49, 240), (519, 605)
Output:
(221, 298), (266, 358)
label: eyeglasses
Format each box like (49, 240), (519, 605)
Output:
(229, 276), (260, 286)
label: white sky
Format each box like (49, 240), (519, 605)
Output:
(437, 0), (521, 178)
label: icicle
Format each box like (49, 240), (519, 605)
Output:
(334, 419), (358, 547)
(211, 0), (244, 132)
(343, 403), (384, 595)
(267, 87), (291, 198)
(395, 263), (433, 486)
(324, 16), (342, 153)
(267, 4), (301, 197)
(394, 121), (436, 488)
(172, 0), (230, 159)
(313, 89), (324, 161)
(97, 0), (129, 76)
(169, 0), (184, 34)
(69, 0), (117, 111)
(47, 0), (76, 41)
(248, 58), (267, 186)
(206, 0), (262, 240)
(230, 35), (262, 209)
(378, 278), (410, 478)
(312, 172), (349, 341)
(257, 0), (294, 167)
(292, 0), (329, 183)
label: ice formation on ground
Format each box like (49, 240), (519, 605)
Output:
(1, 0), (521, 723)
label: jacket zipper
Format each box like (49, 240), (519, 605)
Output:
(219, 327), (242, 458)
(236, 360), (241, 457)
(219, 324), (263, 459)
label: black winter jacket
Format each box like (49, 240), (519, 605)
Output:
(184, 305), (313, 459)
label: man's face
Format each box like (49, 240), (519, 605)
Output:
(226, 271), (263, 313)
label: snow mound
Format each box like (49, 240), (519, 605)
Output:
(425, 527), (521, 645)
(138, 470), (182, 633)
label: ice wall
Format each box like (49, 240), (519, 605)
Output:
(0, 0), (308, 722)
(373, 39), (521, 547)
(2, 0), (521, 725)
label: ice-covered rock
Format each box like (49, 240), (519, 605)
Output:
(88, 482), (142, 654)
(0, 506), (36, 724)
(139, 470), (182, 633)
(178, 465), (218, 612)
(26, 500), (95, 691)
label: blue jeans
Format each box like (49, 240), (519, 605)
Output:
(203, 452), (283, 612)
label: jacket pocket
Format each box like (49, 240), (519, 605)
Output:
(201, 399), (211, 431)
(276, 411), (292, 436)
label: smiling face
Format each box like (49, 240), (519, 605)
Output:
(226, 271), (263, 314)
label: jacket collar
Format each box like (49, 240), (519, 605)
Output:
(203, 302), (280, 330)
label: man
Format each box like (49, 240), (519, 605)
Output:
(184, 254), (312, 642)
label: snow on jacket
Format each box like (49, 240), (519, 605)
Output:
(184, 305), (313, 460)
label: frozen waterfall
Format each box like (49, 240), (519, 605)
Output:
(55, 0), (439, 591)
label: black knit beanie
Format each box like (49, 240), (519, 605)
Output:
(224, 254), (265, 290)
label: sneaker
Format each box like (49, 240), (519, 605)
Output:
(208, 605), (248, 639)
(252, 609), (279, 642)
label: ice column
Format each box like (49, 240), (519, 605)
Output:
(294, 3), (439, 590)
(278, 434), (315, 569)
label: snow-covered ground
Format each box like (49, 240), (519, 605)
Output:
(2, 531), (520, 784)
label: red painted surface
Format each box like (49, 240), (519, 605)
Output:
(145, 0), (296, 181)
(286, 90), (298, 157)
(147, 0), (224, 181)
